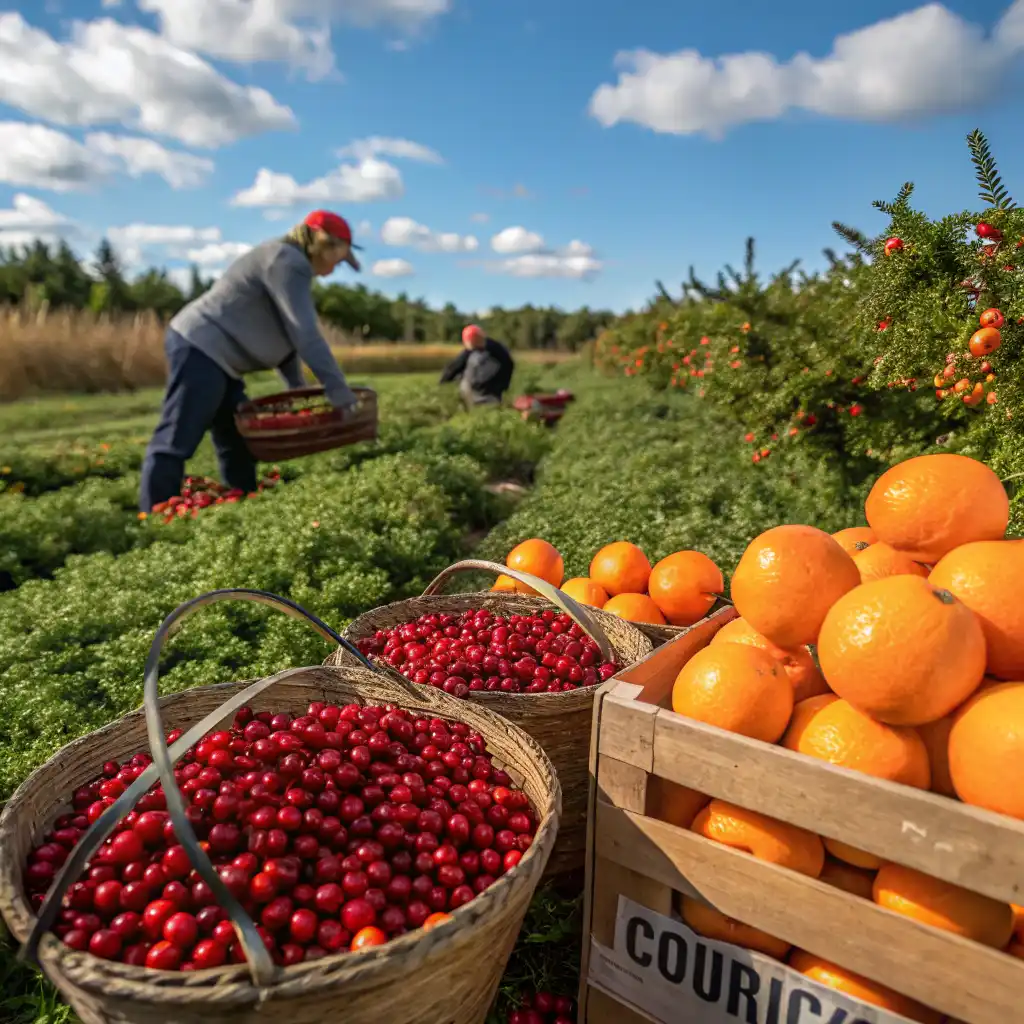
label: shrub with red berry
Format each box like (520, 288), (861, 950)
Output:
(355, 609), (618, 697)
(24, 700), (541, 970)
(842, 130), (1024, 530)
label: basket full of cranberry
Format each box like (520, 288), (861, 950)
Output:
(0, 589), (559, 1024)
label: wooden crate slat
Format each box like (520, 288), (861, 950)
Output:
(594, 801), (1024, 1024)
(598, 693), (657, 772)
(645, 704), (1024, 904)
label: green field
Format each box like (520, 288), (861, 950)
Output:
(0, 358), (890, 1023)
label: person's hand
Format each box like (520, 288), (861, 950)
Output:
(331, 388), (359, 415)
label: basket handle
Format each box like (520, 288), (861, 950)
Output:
(421, 559), (615, 664)
(21, 588), (414, 987)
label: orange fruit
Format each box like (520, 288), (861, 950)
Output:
(788, 951), (942, 1023)
(1013, 903), (1024, 941)
(647, 550), (723, 626)
(817, 576), (986, 726)
(680, 897), (790, 959)
(646, 777), (708, 829)
(948, 681), (1024, 819)
(691, 800), (824, 877)
(559, 576), (609, 609)
(917, 713), (956, 797)
(782, 696), (930, 789)
(711, 616), (829, 702)
(851, 541), (929, 583)
(819, 857), (876, 899)
(864, 453), (1009, 563)
(929, 539), (1024, 679)
(422, 912), (452, 931)
(350, 925), (388, 950)
(589, 541), (652, 596)
(873, 863), (1014, 948)
(731, 525), (861, 648)
(602, 592), (666, 625)
(672, 644), (794, 743)
(506, 538), (564, 588)
(491, 574), (518, 593)
(822, 839), (885, 870)
(832, 526), (877, 555)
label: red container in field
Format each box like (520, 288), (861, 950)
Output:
(235, 386), (378, 461)
(513, 389), (575, 425)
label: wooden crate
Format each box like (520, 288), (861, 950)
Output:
(579, 606), (1024, 1024)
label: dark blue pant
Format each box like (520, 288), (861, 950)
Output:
(139, 331), (258, 511)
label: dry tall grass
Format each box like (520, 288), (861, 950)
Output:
(0, 307), (574, 401)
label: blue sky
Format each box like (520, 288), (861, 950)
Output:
(0, 0), (1022, 313)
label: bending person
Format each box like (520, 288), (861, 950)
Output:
(440, 324), (515, 409)
(139, 210), (362, 512)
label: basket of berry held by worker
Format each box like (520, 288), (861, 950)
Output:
(325, 559), (653, 875)
(235, 386), (378, 461)
(0, 588), (560, 1024)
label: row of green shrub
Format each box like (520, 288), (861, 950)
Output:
(0, 404), (552, 799)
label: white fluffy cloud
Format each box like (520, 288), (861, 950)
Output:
(83, 134), (213, 188)
(106, 224), (248, 270)
(186, 241), (253, 266)
(0, 12), (295, 148)
(372, 257), (415, 277)
(232, 159), (404, 208)
(484, 236), (602, 279)
(0, 193), (74, 247)
(491, 226), (545, 254)
(381, 216), (477, 252)
(137, 0), (334, 79)
(108, 224), (222, 248)
(496, 252), (602, 280)
(0, 122), (109, 192)
(589, 2), (1024, 137)
(137, 0), (450, 77)
(337, 137), (443, 164)
(0, 122), (211, 192)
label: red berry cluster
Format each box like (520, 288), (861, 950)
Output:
(246, 406), (338, 431)
(509, 990), (576, 1024)
(356, 609), (618, 697)
(147, 471), (281, 523)
(25, 701), (539, 971)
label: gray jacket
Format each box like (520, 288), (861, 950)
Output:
(169, 240), (356, 407)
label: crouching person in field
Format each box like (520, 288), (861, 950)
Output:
(139, 210), (363, 513)
(439, 324), (515, 410)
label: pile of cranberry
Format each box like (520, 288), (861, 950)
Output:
(24, 701), (539, 971)
(148, 471), (282, 524)
(356, 609), (618, 697)
(508, 990), (576, 1024)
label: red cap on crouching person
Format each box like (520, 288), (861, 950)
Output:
(304, 210), (362, 270)
(462, 324), (486, 347)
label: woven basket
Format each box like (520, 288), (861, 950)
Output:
(326, 560), (653, 875)
(0, 590), (560, 1024)
(235, 386), (378, 461)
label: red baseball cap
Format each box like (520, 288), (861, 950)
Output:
(304, 210), (362, 270)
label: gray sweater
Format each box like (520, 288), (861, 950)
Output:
(169, 240), (356, 407)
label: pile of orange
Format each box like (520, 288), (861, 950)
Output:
(492, 538), (725, 629)
(652, 452), (1022, 1016)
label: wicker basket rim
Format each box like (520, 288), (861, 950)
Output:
(334, 589), (654, 706)
(236, 386), (376, 415)
(0, 665), (561, 1006)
